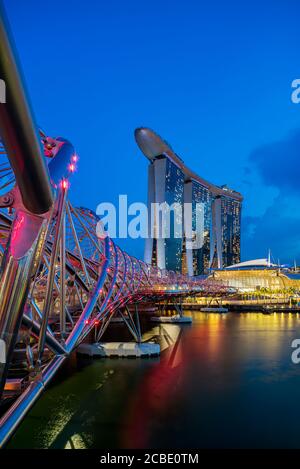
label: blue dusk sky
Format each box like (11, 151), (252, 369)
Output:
(3, 0), (300, 263)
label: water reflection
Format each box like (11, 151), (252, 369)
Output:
(7, 312), (300, 449)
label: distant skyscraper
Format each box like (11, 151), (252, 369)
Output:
(135, 127), (243, 274)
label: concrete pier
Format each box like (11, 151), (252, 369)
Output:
(150, 314), (192, 324)
(77, 342), (160, 358)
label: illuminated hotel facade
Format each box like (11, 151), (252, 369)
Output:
(135, 128), (243, 275)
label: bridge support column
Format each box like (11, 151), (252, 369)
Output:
(0, 212), (48, 398)
(120, 305), (142, 343)
(78, 303), (160, 358)
(174, 300), (183, 317)
(151, 297), (192, 324)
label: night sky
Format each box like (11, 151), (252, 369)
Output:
(4, 0), (300, 263)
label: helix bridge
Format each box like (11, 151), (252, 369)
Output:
(0, 3), (231, 446)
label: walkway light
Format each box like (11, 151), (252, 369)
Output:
(60, 179), (69, 190)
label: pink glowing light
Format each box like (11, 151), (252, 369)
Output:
(60, 179), (69, 190)
(11, 214), (25, 244)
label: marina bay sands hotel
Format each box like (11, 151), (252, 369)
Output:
(135, 128), (243, 276)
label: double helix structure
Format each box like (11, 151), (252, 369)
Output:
(0, 3), (230, 446)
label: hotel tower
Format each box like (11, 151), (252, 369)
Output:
(135, 128), (243, 275)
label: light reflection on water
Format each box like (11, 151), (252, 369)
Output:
(7, 312), (300, 449)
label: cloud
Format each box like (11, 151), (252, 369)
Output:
(242, 196), (300, 263)
(242, 129), (300, 263)
(249, 129), (300, 194)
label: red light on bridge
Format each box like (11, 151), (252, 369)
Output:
(60, 179), (69, 190)
(68, 163), (76, 173)
(84, 319), (89, 325)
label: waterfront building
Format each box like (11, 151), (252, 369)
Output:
(184, 179), (212, 275)
(135, 127), (243, 275)
(211, 194), (242, 268)
(145, 154), (185, 271)
(212, 262), (300, 292)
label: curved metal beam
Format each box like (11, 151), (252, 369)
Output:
(0, 1), (53, 214)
